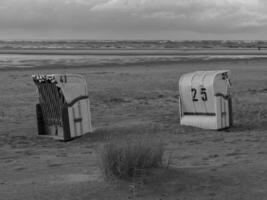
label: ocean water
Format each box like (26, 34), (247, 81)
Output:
(0, 40), (266, 49)
(1, 40), (267, 69)
(2, 54), (267, 70)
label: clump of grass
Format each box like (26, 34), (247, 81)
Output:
(100, 136), (164, 180)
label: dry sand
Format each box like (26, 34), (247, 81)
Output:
(0, 57), (267, 199)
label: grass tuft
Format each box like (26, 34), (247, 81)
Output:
(100, 136), (164, 180)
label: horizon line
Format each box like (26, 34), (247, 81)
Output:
(0, 39), (266, 42)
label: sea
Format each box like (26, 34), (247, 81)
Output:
(1, 40), (267, 70)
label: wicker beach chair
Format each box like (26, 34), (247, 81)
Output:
(32, 74), (92, 141)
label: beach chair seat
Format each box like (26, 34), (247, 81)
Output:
(32, 74), (92, 141)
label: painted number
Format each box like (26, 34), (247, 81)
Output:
(191, 87), (208, 102)
(191, 88), (198, 101)
(201, 88), (207, 101)
(222, 72), (228, 80)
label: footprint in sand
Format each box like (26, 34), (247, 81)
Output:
(13, 166), (26, 171)
(50, 172), (102, 184)
(4, 159), (14, 163)
(47, 163), (63, 168)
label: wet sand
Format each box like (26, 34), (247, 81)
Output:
(0, 55), (267, 199)
(0, 48), (267, 56)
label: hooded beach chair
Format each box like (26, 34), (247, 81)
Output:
(179, 70), (233, 130)
(32, 74), (92, 141)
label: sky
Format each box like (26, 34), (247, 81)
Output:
(0, 0), (267, 40)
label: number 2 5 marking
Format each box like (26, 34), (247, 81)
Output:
(191, 88), (208, 102)
(191, 88), (198, 101)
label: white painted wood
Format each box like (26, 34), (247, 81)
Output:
(179, 70), (232, 130)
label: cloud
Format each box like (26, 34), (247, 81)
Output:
(91, 0), (267, 31)
(0, 0), (267, 39)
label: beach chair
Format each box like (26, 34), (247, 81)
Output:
(179, 70), (233, 130)
(32, 74), (92, 141)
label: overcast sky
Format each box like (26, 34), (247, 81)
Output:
(0, 0), (267, 40)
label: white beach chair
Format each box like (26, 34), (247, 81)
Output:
(32, 74), (92, 141)
(179, 70), (233, 130)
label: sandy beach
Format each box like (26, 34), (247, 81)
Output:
(0, 49), (267, 199)
(1, 48), (267, 56)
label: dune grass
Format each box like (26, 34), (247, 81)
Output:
(100, 136), (164, 180)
